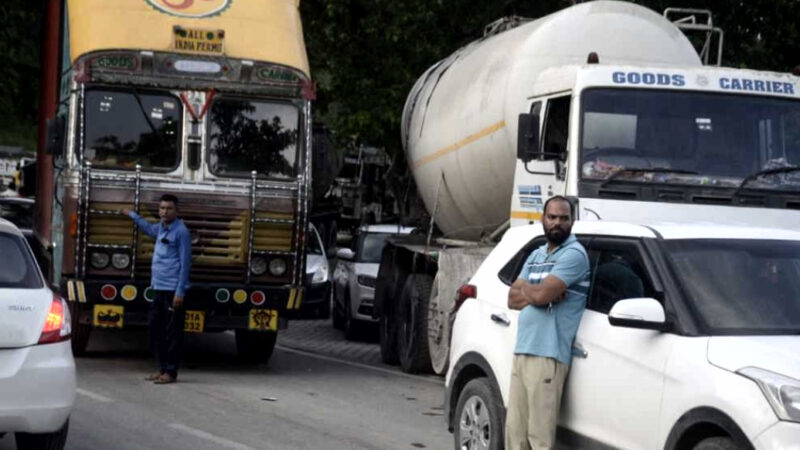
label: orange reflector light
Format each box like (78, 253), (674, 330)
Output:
(69, 213), (78, 238)
(233, 289), (247, 304)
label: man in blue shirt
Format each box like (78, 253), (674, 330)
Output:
(122, 194), (192, 384)
(505, 196), (590, 450)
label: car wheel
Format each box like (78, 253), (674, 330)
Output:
(343, 291), (362, 341)
(693, 437), (744, 450)
(397, 274), (433, 374)
(332, 286), (345, 330)
(454, 378), (504, 450)
(235, 329), (277, 363)
(69, 302), (91, 356)
(15, 419), (69, 450)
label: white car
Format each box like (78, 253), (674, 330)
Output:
(295, 223), (332, 319)
(446, 221), (800, 450)
(332, 224), (414, 340)
(0, 218), (76, 449)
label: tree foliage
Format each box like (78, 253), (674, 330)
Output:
(300, 0), (800, 157)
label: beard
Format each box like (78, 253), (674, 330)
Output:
(545, 226), (570, 246)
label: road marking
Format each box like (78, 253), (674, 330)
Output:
(169, 423), (255, 450)
(76, 388), (112, 403)
(276, 345), (444, 385)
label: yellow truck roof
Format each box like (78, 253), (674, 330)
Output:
(66, 0), (310, 77)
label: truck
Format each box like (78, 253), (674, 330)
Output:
(375, 1), (800, 374)
(34, 0), (315, 363)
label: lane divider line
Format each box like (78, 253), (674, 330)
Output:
(76, 388), (112, 403)
(169, 423), (255, 450)
(276, 345), (443, 385)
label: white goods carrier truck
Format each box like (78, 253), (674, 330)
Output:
(373, 0), (800, 374)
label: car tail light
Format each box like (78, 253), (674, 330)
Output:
(38, 295), (72, 344)
(454, 284), (477, 313)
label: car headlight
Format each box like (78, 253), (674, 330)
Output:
(251, 257), (267, 275)
(268, 258), (287, 276)
(357, 275), (376, 288)
(90, 252), (110, 269)
(739, 367), (800, 423)
(312, 263), (329, 284)
(111, 253), (131, 269)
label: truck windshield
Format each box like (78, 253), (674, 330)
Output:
(208, 98), (299, 179)
(83, 89), (181, 170)
(581, 89), (800, 190)
(663, 239), (800, 335)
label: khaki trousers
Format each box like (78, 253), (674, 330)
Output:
(505, 354), (569, 450)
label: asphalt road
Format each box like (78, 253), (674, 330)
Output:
(0, 322), (451, 450)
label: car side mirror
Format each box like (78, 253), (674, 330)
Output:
(45, 116), (66, 157)
(336, 247), (355, 260)
(608, 298), (671, 331)
(517, 113), (540, 163)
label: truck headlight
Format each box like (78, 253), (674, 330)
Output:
(90, 252), (110, 269)
(312, 263), (329, 284)
(111, 253), (131, 269)
(251, 257), (267, 275)
(268, 258), (287, 276)
(739, 367), (800, 423)
(357, 275), (376, 288)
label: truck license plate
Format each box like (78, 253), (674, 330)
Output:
(93, 305), (124, 328)
(248, 309), (278, 331)
(184, 310), (205, 333)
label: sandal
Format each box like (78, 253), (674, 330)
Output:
(153, 373), (177, 384)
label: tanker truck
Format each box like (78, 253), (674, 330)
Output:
(375, 0), (800, 374)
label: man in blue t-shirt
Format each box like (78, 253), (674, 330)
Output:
(122, 194), (192, 384)
(505, 196), (590, 450)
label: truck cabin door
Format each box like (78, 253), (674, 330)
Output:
(511, 95), (571, 227)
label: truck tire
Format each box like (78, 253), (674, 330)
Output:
(235, 329), (277, 363)
(15, 419), (69, 450)
(397, 274), (433, 374)
(427, 274), (450, 375)
(693, 437), (743, 450)
(453, 378), (504, 450)
(378, 259), (405, 365)
(69, 303), (91, 356)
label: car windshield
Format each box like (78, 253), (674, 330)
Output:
(307, 229), (323, 255)
(358, 233), (389, 263)
(83, 89), (181, 170)
(581, 89), (800, 190)
(0, 232), (42, 288)
(663, 239), (800, 334)
(208, 98), (299, 179)
(0, 200), (33, 229)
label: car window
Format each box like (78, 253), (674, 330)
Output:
(587, 241), (657, 314)
(0, 201), (33, 229)
(498, 236), (592, 286)
(307, 228), (323, 255)
(358, 233), (390, 263)
(0, 232), (43, 289)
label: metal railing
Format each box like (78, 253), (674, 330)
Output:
(664, 8), (724, 66)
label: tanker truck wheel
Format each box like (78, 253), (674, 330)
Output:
(378, 259), (404, 365)
(235, 329), (277, 363)
(397, 274), (434, 374)
(427, 274), (451, 376)
(69, 302), (91, 356)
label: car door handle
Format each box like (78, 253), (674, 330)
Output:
(490, 312), (511, 326)
(572, 343), (588, 359)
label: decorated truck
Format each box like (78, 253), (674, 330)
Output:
(35, 0), (314, 362)
(375, 1), (800, 374)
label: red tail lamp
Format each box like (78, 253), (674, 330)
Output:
(251, 290), (266, 306)
(454, 284), (477, 313)
(38, 295), (70, 344)
(100, 284), (117, 301)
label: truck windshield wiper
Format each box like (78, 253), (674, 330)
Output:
(599, 167), (699, 188)
(735, 166), (800, 195)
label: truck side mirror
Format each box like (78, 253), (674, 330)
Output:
(517, 113), (540, 162)
(45, 116), (66, 157)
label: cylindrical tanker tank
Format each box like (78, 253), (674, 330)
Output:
(401, 0), (702, 238)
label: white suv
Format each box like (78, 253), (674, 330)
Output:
(0, 219), (76, 449)
(446, 221), (800, 450)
